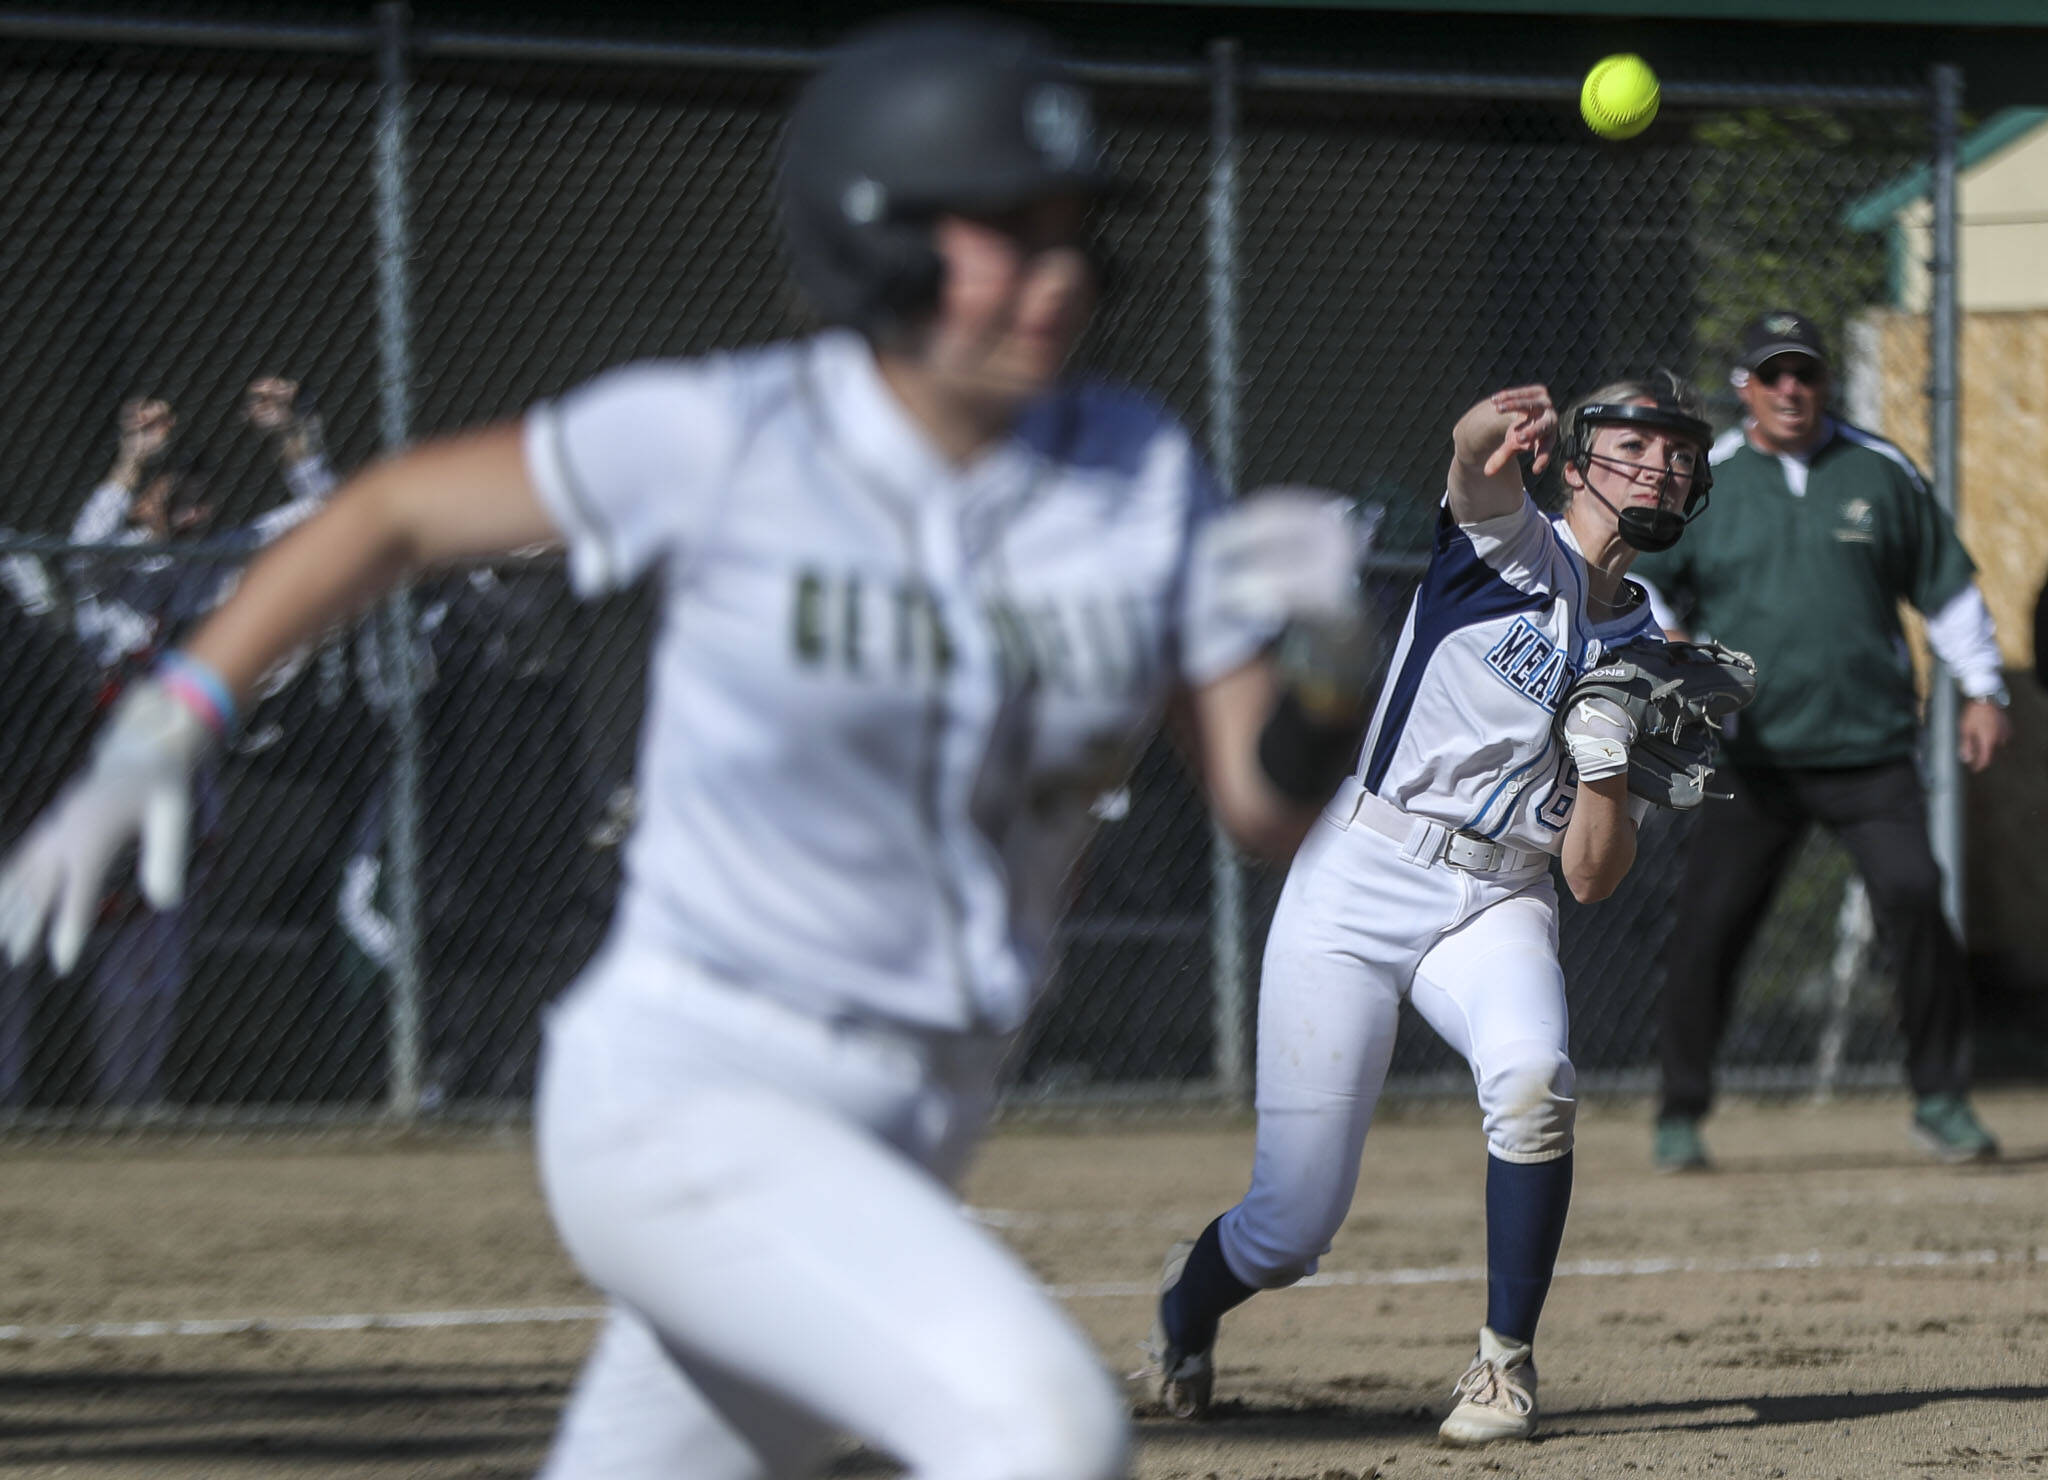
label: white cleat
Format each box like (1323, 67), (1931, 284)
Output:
(1148, 1238), (1215, 1419)
(1158, 1343), (1213, 1421)
(1438, 1326), (1538, 1446)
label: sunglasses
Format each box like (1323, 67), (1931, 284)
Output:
(1752, 359), (1822, 389)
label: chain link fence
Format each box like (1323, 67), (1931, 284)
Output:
(0, 8), (1950, 1128)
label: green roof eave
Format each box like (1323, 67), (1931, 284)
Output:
(1842, 107), (2048, 231)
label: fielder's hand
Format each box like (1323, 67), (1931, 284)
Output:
(1449, 385), (1556, 481)
(0, 681), (217, 973)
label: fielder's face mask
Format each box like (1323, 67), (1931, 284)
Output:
(1563, 400), (1714, 553)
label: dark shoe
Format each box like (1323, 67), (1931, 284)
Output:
(1912, 1094), (1999, 1163)
(1652, 1115), (1711, 1173)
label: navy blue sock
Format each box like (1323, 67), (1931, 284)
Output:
(1484, 1151), (1574, 1345)
(1160, 1216), (1256, 1354)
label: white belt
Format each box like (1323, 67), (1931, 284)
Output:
(1330, 778), (1547, 875)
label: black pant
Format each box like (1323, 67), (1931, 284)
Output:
(1656, 759), (1972, 1120)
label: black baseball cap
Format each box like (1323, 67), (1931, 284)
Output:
(1738, 310), (1827, 371)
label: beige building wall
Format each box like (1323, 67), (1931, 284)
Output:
(1863, 309), (2048, 669)
(1892, 124), (2048, 313)
(1860, 309), (2048, 960)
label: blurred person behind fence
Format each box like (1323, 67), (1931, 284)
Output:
(63, 382), (335, 1108)
(0, 540), (96, 1105)
(336, 559), (612, 1111)
(1631, 310), (2013, 1171)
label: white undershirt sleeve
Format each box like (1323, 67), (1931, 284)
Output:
(1924, 582), (2006, 699)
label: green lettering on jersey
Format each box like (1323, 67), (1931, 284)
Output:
(987, 600), (1034, 687)
(928, 591), (956, 678)
(793, 570), (826, 665)
(841, 573), (864, 675)
(893, 582), (919, 672)
(797, 571), (1143, 692)
(1030, 602), (1079, 694)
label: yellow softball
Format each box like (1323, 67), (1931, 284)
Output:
(1581, 53), (1660, 140)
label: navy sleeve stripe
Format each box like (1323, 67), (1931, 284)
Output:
(1364, 506), (1549, 794)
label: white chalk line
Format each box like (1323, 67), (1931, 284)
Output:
(1, 1245), (2042, 1345)
(1049, 1245), (2048, 1300)
(0, 1305), (610, 1343)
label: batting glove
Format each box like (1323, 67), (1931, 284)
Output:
(1561, 694), (1636, 784)
(0, 668), (224, 974)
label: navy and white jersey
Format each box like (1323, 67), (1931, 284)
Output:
(523, 330), (1269, 1037)
(1356, 491), (1660, 855)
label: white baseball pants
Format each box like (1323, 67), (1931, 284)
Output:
(534, 942), (1128, 1480)
(1219, 793), (1575, 1289)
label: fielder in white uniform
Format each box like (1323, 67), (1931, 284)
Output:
(0, 14), (1381, 1479)
(1152, 375), (1718, 1446)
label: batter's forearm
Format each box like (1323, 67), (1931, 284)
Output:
(182, 424), (558, 702)
(183, 479), (415, 699)
(1187, 658), (1325, 861)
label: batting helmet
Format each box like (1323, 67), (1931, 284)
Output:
(780, 11), (1121, 337)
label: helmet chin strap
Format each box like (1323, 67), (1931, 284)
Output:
(1576, 457), (1687, 552)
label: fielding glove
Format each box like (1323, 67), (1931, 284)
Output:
(1554, 638), (1758, 809)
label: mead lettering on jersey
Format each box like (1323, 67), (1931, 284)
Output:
(1483, 616), (1578, 711)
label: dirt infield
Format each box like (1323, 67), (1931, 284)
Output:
(0, 1090), (2042, 1479)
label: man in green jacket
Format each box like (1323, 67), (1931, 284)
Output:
(1633, 309), (2012, 1170)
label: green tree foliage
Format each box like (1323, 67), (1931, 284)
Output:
(1689, 108), (1928, 406)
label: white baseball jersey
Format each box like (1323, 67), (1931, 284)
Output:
(522, 329), (1266, 1038)
(1356, 492), (1660, 854)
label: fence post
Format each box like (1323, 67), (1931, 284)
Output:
(1926, 61), (1964, 938)
(1204, 37), (1250, 1107)
(374, 0), (428, 1120)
